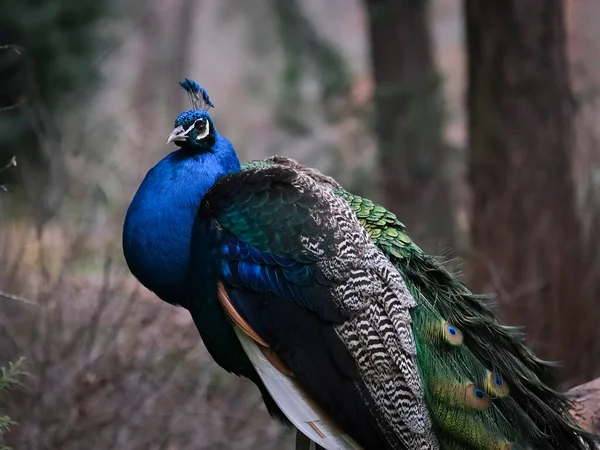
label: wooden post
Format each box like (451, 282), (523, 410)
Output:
(567, 377), (600, 435)
(295, 430), (325, 450)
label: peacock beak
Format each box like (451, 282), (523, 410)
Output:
(166, 125), (190, 144)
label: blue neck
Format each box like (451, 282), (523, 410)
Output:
(122, 137), (240, 305)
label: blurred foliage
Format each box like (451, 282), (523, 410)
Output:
(0, 46), (30, 113)
(270, 0), (351, 133)
(0, 224), (290, 449)
(0, 158), (17, 194)
(0, 358), (24, 450)
(221, 0), (352, 135)
(0, 0), (115, 169)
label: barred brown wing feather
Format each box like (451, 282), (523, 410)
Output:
(205, 161), (438, 449)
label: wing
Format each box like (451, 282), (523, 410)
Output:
(199, 163), (438, 450)
(334, 189), (599, 450)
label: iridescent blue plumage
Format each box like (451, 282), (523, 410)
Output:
(220, 238), (339, 322)
(123, 111), (240, 303)
(123, 80), (308, 427)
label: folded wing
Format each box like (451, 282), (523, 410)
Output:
(199, 163), (438, 450)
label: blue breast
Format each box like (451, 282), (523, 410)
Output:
(122, 138), (240, 305)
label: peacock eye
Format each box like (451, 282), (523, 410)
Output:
(194, 119), (207, 132)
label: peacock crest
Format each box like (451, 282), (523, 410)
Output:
(179, 78), (214, 110)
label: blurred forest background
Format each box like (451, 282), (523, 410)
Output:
(1, 0), (599, 448)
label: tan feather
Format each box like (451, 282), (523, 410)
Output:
(217, 282), (294, 376)
(217, 282), (269, 347)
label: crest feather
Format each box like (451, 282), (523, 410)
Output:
(179, 78), (214, 110)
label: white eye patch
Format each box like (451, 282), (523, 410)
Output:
(196, 121), (210, 140)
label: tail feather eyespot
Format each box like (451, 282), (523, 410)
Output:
(430, 379), (492, 411)
(465, 384), (492, 410)
(485, 371), (510, 398)
(442, 321), (464, 345)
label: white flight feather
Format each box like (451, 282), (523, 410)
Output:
(233, 327), (363, 450)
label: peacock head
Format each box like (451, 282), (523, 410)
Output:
(166, 79), (217, 152)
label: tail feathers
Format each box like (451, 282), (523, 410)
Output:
(328, 185), (597, 449)
(402, 254), (599, 450)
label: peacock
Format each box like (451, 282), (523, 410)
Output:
(122, 79), (598, 450)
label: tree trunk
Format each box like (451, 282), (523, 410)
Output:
(465, 1), (598, 385)
(169, 0), (196, 114)
(364, 0), (454, 254)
